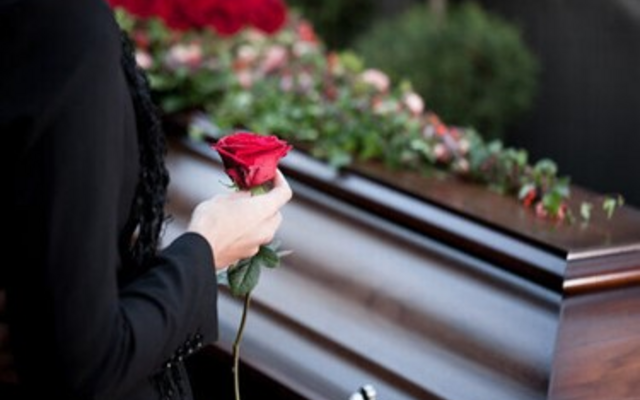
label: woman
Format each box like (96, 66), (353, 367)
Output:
(0, 0), (292, 398)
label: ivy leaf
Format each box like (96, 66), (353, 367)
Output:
(534, 158), (558, 177)
(339, 50), (365, 73)
(227, 244), (283, 296)
(580, 202), (593, 221)
(542, 190), (564, 215)
(602, 195), (624, 219)
(227, 256), (262, 297)
(161, 95), (189, 114)
(258, 245), (281, 269)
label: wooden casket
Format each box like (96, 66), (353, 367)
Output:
(162, 134), (640, 400)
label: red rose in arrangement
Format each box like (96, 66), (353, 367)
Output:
(244, 0), (288, 34)
(109, 0), (288, 36)
(203, 1), (246, 36)
(155, 2), (194, 31)
(213, 131), (292, 190)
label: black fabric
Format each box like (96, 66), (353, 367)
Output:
(0, 0), (218, 398)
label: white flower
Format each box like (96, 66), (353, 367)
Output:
(458, 138), (471, 154)
(244, 28), (267, 43)
(403, 92), (425, 116)
(422, 124), (435, 139)
(454, 158), (470, 173)
(361, 69), (390, 92)
(164, 43), (203, 69)
(434, 143), (450, 162)
(237, 45), (258, 66)
(135, 50), (153, 70)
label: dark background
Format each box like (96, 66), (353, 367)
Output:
(376, 0), (640, 208)
(478, 0), (640, 209)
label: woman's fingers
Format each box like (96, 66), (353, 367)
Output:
(253, 170), (292, 213)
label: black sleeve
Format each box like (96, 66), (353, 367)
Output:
(2, 0), (218, 397)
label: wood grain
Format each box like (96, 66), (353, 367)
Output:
(164, 134), (640, 400)
(548, 285), (640, 400)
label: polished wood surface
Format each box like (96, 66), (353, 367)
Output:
(549, 285), (640, 400)
(163, 135), (640, 400)
(350, 159), (640, 258)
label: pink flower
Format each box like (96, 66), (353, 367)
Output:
(361, 69), (390, 92)
(135, 50), (153, 70)
(556, 203), (568, 221)
(296, 72), (315, 92)
(434, 143), (450, 163)
(279, 74), (294, 92)
(453, 158), (470, 174)
(164, 43), (203, 69)
(297, 20), (318, 43)
(260, 45), (288, 74)
(236, 70), (254, 89)
(403, 92), (424, 116)
(535, 202), (548, 218)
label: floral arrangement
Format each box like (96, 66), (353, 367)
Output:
(111, 1), (623, 224)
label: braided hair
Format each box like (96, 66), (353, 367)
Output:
(118, 29), (191, 400)
(118, 29), (170, 275)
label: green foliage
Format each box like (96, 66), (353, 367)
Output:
(115, 7), (622, 223)
(227, 245), (281, 296)
(285, 0), (376, 49)
(352, 1), (539, 139)
(603, 195), (625, 219)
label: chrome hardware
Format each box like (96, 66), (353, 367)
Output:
(349, 384), (377, 400)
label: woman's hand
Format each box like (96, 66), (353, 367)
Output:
(188, 170), (293, 270)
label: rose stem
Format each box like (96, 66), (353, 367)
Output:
(233, 292), (252, 400)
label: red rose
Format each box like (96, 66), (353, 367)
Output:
(213, 132), (292, 190)
(157, 1), (196, 32)
(205, 2), (246, 36)
(522, 188), (538, 208)
(175, 0), (245, 36)
(244, 0), (288, 34)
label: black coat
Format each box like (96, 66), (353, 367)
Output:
(0, 0), (219, 398)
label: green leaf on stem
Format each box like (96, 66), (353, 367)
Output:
(227, 257), (261, 297)
(258, 245), (281, 269)
(580, 202), (593, 221)
(227, 244), (282, 296)
(603, 195), (625, 219)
